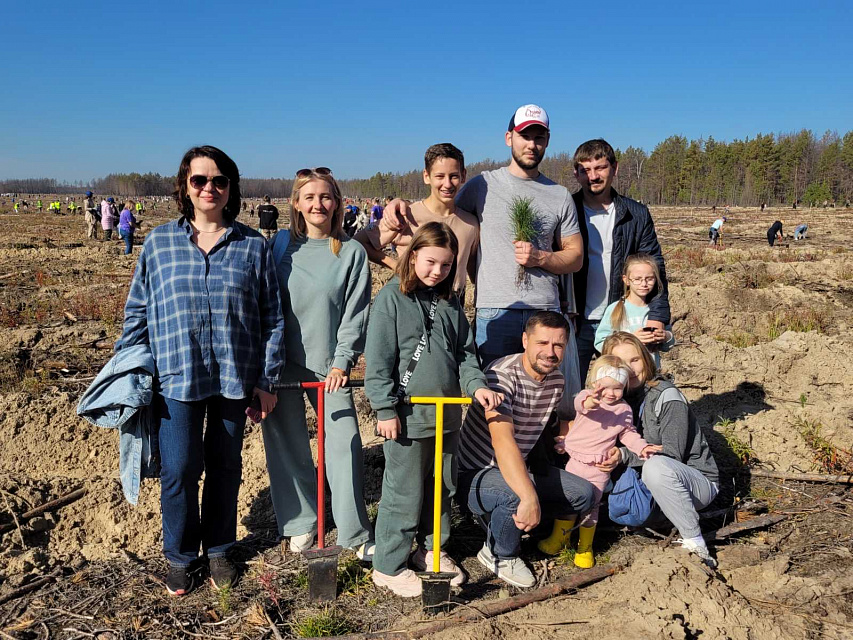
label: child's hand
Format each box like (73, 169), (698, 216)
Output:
(639, 444), (663, 459)
(376, 417), (401, 441)
(583, 386), (602, 411)
(553, 435), (566, 454)
(324, 367), (348, 393)
(474, 388), (504, 411)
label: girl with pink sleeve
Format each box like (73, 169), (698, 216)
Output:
(538, 355), (660, 568)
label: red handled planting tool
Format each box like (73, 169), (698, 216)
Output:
(247, 379), (365, 602)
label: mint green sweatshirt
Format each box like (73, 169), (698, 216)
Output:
(365, 276), (487, 438)
(277, 236), (370, 375)
(594, 299), (675, 366)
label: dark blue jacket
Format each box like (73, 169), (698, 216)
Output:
(572, 189), (670, 325)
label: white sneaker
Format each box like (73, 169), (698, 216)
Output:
(476, 544), (535, 588)
(677, 537), (718, 568)
(288, 532), (316, 553)
(354, 542), (376, 562)
(372, 568), (422, 597)
(411, 547), (467, 586)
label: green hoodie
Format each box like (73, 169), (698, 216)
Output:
(365, 276), (487, 438)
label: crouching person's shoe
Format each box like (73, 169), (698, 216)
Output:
(476, 544), (535, 588)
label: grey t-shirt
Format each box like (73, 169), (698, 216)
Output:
(456, 166), (579, 309)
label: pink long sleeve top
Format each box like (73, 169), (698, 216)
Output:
(564, 390), (650, 464)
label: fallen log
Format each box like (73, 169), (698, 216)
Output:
(704, 513), (787, 542)
(0, 571), (61, 606)
(746, 469), (853, 484)
(0, 488), (86, 536)
(407, 563), (620, 639)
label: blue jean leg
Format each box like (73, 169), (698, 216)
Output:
(158, 394), (247, 566)
(460, 465), (594, 558)
(119, 228), (133, 254)
(576, 318), (600, 383)
(474, 308), (527, 369)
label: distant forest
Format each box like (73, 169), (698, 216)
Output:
(3, 129), (851, 207)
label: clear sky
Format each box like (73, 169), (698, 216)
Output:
(2, 0), (850, 182)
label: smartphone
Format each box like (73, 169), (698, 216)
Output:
(642, 327), (655, 332)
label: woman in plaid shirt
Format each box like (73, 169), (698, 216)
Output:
(116, 146), (285, 596)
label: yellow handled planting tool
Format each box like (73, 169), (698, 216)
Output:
(404, 395), (472, 613)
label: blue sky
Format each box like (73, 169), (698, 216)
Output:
(1, 0), (850, 182)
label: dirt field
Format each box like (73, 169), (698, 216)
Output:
(1, 201), (852, 639)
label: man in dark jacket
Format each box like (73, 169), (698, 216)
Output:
(571, 139), (670, 377)
(257, 195), (279, 241)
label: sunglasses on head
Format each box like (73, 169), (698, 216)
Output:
(296, 167), (332, 178)
(188, 174), (230, 190)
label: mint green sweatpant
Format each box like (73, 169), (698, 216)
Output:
(261, 363), (373, 549)
(373, 430), (459, 576)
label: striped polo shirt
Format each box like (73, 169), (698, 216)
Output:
(459, 353), (565, 471)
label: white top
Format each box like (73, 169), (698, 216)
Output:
(583, 202), (616, 319)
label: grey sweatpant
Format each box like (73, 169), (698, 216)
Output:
(373, 431), (459, 576)
(641, 455), (718, 539)
(261, 362), (373, 549)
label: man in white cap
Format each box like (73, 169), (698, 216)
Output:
(382, 104), (584, 394)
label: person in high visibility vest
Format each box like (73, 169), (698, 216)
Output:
(135, 200), (144, 215)
(37, 199), (43, 212)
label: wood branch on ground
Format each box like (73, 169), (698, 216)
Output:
(0, 488), (86, 536)
(407, 563), (621, 639)
(704, 513), (788, 542)
(747, 468), (853, 484)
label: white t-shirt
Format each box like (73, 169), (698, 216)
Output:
(583, 202), (616, 319)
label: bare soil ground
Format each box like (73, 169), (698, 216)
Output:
(1, 201), (852, 638)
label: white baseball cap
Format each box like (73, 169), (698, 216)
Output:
(508, 104), (550, 132)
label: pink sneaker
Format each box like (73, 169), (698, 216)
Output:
(372, 568), (422, 598)
(411, 548), (467, 586)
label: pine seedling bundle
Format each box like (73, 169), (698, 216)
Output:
(509, 196), (538, 289)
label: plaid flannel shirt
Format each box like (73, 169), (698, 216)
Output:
(116, 217), (285, 401)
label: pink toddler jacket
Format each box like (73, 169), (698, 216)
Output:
(564, 389), (650, 464)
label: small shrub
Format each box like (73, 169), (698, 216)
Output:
(338, 556), (371, 595)
(717, 417), (755, 465)
(292, 607), (354, 638)
(796, 417), (853, 474)
(766, 307), (831, 339)
(715, 332), (758, 348)
(556, 545), (576, 566)
(216, 583), (233, 615)
(799, 393), (808, 408)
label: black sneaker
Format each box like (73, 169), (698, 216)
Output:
(209, 556), (238, 590)
(166, 565), (194, 596)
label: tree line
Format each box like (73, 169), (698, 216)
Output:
(2, 129), (851, 207)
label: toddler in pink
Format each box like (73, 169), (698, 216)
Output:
(538, 355), (660, 567)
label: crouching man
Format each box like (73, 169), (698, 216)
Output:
(457, 311), (594, 587)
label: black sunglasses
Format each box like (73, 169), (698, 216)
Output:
(296, 167), (332, 178)
(189, 174), (230, 190)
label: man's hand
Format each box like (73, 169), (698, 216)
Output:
(513, 241), (545, 268)
(595, 446), (622, 472)
(376, 416), (401, 440)
(512, 496), (541, 532)
(324, 367), (348, 393)
(379, 198), (410, 233)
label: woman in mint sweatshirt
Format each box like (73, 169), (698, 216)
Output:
(366, 222), (503, 598)
(261, 168), (374, 558)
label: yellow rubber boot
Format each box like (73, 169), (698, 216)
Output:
(573, 525), (596, 569)
(537, 517), (576, 556)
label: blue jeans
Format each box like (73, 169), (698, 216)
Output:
(459, 465), (594, 558)
(157, 394), (248, 566)
(576, 317), (600, 382)
(119, 228), (133, 254)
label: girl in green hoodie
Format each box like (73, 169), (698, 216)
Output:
(366, 222), (504, 597)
